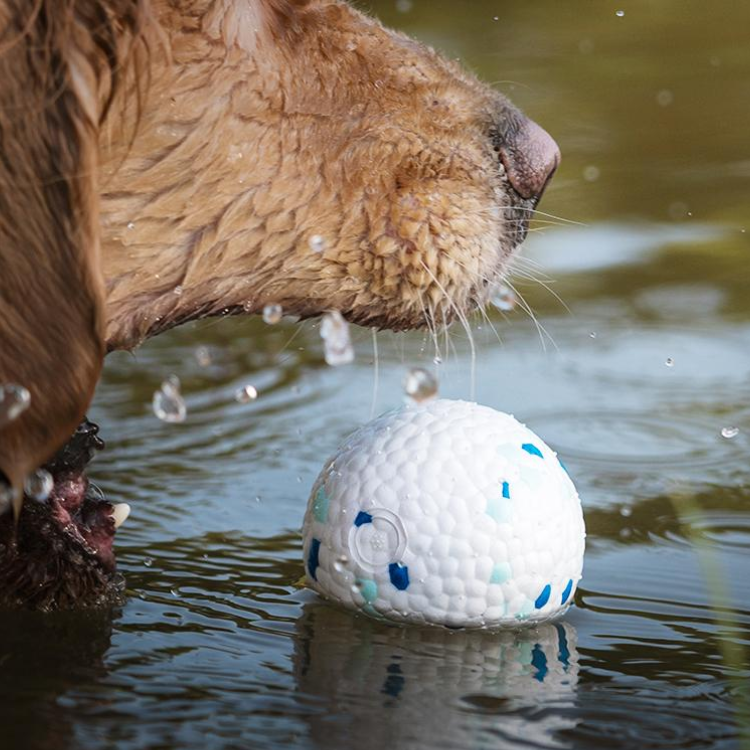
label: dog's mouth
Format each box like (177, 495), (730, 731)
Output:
(47, 474), (130, 573)
(39, 418), (128, 573)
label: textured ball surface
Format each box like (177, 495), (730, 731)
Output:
(302, 399), (585, 629)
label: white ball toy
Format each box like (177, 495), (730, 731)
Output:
(302, 399), (585, 629)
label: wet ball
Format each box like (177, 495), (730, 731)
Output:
(302, 399), (585, 629)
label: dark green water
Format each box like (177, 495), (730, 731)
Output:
(3, 1), (750, 748)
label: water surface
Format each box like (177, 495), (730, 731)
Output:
(3, 2), (749, 748)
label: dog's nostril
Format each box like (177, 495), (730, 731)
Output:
(494, 117), (560, 201)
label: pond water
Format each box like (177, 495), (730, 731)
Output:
(3, 1), (749, 748)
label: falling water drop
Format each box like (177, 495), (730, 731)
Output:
(234, 385), (258, 403)
(195, 346), (212, 367)
(665, 357), (675, 367)
(0, 383), (31, 427)
(263, 304), (283, 325)
(403, 368), (438, 403)
(583, 165), (601, 182)
(320, 311), (355, 366)
(615, 9), (625, 17)
(721, 426), (739, 439)
(308, 235), (326, 253)
(152, 376), (187, 423)
(490, 284), (518, 312)
(24, 469), (54, 501)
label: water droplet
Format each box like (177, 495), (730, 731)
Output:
(721, 426), (739, 439)
(492, 15), (499, 21)
(351, 580), (364, 593)
(173, 285), (183, 296)
(656, 89), (674, 107)
(152, 376), (187, 423)
(620, 506), (633, 517)
(589, 331), (597, 339)
(308, 235), (325, 253)
(665, 357), (675, 367)
(668, 201), (689, 220)
(403, 367), (438, 403)
(490, 284), (517, 312)
(234, 384), (258, 403)
(24, 469), (53, 501)
(433, 356), (443, 365)
(170, 589), (179, 597)
(255, 496), (261, 503)
(195, 346), (212, 367)
(615, 9), (625, 17)
(144, 558), (154, 567)
(583, 165), (600, 182)
(0, 383), (31, 427)
(321, 311), (354, 366)
(126, 221), (135, 230)
(263, 303), (283, 325)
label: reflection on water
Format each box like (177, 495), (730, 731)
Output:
(2, 0), (750, 748)
(294, 603), (579, 750)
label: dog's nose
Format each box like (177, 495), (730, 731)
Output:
(494, 116), (560, 201)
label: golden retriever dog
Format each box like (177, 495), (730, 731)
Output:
(0, 0), (559, 609)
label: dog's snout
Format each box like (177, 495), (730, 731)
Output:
(493, 116), (560, 201)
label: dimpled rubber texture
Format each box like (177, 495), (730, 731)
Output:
(302, 399), (585, 629)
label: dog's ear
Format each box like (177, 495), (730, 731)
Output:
(0, 2), (143, 500)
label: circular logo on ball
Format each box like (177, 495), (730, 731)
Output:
(348, 508), (408, 572)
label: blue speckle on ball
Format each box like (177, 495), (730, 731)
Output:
(535, 584), (552, 609)
(522, 442), (544, 459)
(561, 579), (574, 605)
(354, 510), (373, 527)
(389, 562), (410, 590)
(308, 538), (321, 580)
